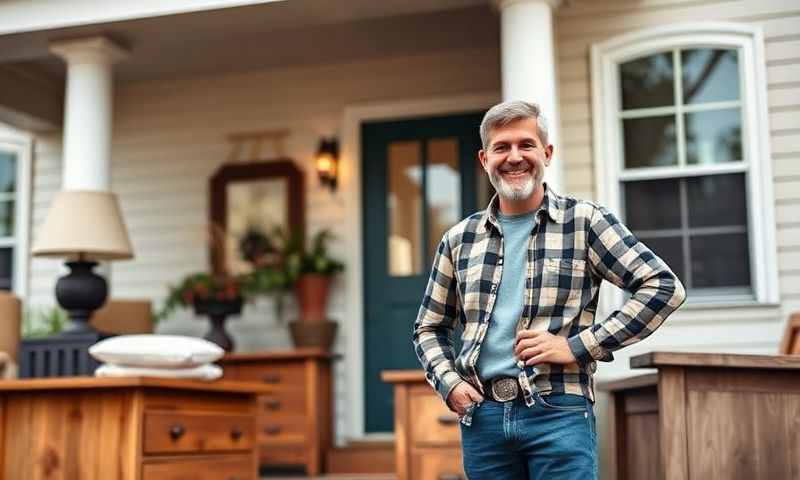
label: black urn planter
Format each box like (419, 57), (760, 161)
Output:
(193, 298), (243, 352)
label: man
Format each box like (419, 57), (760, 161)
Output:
(412, 100), (686, 479)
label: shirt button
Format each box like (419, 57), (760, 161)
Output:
(490, 283), (498, 293)
(498, 258), (504, 265)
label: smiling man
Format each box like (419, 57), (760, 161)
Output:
(412, 100), (686, 479)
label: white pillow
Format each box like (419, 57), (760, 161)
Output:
(89, 334), (224, 368)
(95, 363), (223, 381)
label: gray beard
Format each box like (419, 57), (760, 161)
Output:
(489, 169), (541, 201)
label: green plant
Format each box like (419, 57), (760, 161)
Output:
(21, 304), (67, 338)
(242, 228), (344, 321)
(154, 272), (254, 323)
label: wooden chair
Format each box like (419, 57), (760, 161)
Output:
(0, 292), (21, 378)
(90, 299), (153, 335)
(779, 312), (800, 355)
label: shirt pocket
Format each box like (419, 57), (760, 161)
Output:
(539, 258), (587, 313)
(542, 258), (586, 286)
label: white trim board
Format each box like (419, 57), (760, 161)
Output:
(0, 0), (283, 36)
(0, 131), (33, 299)
(590, 22), (779, 314)
(340, 92), (498, 439)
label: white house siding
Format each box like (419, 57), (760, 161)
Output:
(555, 2), (800, 477)
(556, 0), (799, 364)
(27, 45), (501, 444)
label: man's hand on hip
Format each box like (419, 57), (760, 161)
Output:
(446, 381), (484, 416)
(514, 329), (577, 366)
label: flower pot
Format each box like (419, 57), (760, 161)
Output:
(289, 320), (338, 350)
(193, 297), (243, 352)
(294, 274), (331, 323)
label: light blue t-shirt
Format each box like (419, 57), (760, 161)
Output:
(476, 210), (536, 381)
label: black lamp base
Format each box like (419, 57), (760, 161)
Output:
(55, 260), (108, 335)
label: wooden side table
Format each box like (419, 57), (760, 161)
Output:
(381, 370), (465, 480)
(218, 348), (335, 475)
(0, 376), (270, 480)
(599, 351), (800, 480)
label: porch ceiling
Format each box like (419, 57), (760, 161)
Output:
(0, 0), (496, 83)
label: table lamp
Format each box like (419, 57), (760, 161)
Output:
(31, 190), (133, 335)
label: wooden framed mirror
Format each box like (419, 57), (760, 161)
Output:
(209, 159), (304, 275)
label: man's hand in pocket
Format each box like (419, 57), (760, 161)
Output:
(446, 381), (484, 416)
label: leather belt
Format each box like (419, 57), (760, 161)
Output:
(483, 377), (520, 402)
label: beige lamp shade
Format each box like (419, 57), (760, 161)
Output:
(31, 190), (134, 261)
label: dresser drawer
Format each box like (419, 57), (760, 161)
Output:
(144, 411), (254, 454)
(258, 414), (307, 445)
(142, 455), (255, 480)
(412, 448), (465, 480)
(235, 362), (305, 388)
(258, 389), (306, 415)
(410, 392), (461, 446)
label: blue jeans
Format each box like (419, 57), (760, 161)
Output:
(460, 392), (598, 480)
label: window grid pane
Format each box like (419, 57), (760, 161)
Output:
(623, 174), (751, 292)
(617, 47), (750, 295)
(620, 48), (743, 174)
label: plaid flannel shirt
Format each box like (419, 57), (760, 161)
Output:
(412, 185), (686, 408)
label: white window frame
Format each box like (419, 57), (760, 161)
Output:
(0, 132), (32, 298)
(590, 22), (778, 307)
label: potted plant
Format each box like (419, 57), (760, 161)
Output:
(287, 229), (343, 349)
(154, 272), (254, 352)
(251, 228), (343, 349)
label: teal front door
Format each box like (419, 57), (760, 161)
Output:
(362, 112), (487, 433)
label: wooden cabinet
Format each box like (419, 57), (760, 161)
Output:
(382, 370), (466, 480)
(141, 456), (254, 480)
(218, 349), (335, 475)
(600, 351), (800, 480)
(0, 377), (267, 480)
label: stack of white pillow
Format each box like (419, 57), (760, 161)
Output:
(89, 335), (225, 380)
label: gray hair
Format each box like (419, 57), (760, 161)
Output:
(479, 100), (549, 149)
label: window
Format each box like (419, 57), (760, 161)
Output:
(591, 24), (778, 305)
(0, 134), (32, 296)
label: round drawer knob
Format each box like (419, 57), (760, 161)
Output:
(169, 424), (185, 440)
(264, 398), (282, 410)
(230, 426), (243, 440)
(264, 425), (282, 435)
(437, 414), (459, 425)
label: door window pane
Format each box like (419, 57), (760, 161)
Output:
(0, 151), (16, 194)
(639, 235), (685, 283)
(687, 173), (747, 228)
(685, 108), (742, 165)
(426, 138), (461, 264)
(623, 115), (678, 168)
(682, 48), (740, 104)
(0, 247), (11, 290)
(387, 141), (423, 276)
(0, 200), (14, 237)
(690, 233), (750, 288)
(620, 52), (675, 110)
(623, 178), (681, 231)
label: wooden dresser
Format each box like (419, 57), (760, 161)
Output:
(599, 351), (800, 480)
(218, 349), (334, 475)
(0, 376), (269, 480)
(381, 370), (465, 480)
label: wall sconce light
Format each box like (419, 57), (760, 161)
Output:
(315, 137), (338, 191)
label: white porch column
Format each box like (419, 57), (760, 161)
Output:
(498, 0), (562, 191)
(49, 36), (128, 191)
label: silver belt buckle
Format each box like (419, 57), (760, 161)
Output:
(491, 377), (519, 402)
